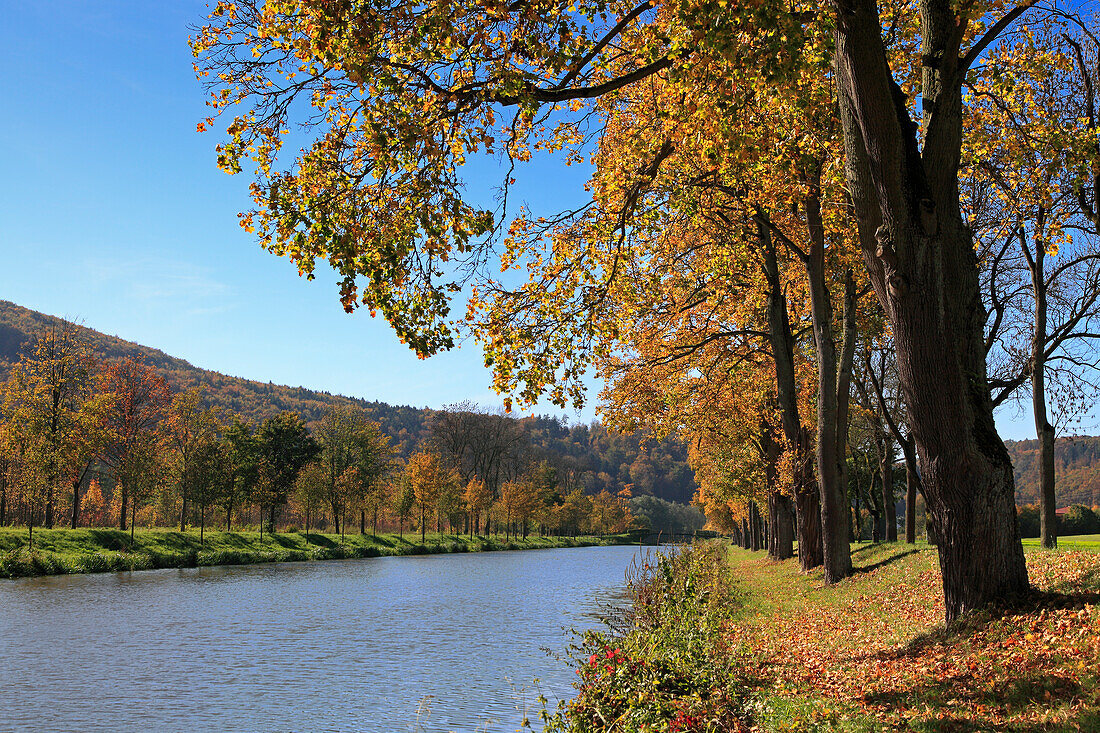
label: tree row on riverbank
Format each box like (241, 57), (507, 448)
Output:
(0, 526), (627, 579)
(0, 324), (640, 547)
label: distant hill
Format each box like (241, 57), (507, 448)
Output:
(1005, 437), (1100, 509)
(0, 300), (699, 503)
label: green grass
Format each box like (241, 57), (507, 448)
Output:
(0, 527), (634, 579)
(720, 541), (1100, 732)
(1022, 533), (1100, 547)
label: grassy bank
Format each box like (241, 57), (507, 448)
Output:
(549, 540), (1100, 732)
(0, 527), (633, 579)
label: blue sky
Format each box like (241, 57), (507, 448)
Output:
(0, 1), (597, 419)
(0, 1), (1051, 439)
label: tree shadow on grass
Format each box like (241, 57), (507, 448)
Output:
(301, 532), (337, 548)
(852, 548), (921, 574)
(863, 671), (1094, 732)
(268, 533), (301, 549)
(86, 529), (135, 551)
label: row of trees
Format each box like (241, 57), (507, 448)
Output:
(193, 0), (1100, 619)
(0, 326), (635, 544)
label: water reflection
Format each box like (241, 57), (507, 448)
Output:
(0, 544), (643, 732)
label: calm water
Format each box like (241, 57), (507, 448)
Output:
(0, 545), (643, 733)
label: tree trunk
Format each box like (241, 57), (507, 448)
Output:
(796, 486), (824, 568)
(805, 183), (854, 583)
(200, 507), (206, 548)
(119, 485), (129, 531)
(180, 494), (189, 533)
(1029, 240), (1058, 549)
(45, 483), (54, 530)
(903, 436), (918, 544)
(880, 437), (897, 542)
(769, 493), (795, 560)
(360, 509), (366, 535)
(834, 0), (1029, 620)
(70, 477), (82, 529)
(760, 225), (823, 570)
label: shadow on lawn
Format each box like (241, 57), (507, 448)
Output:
(863, 670), (1095, 732)
(856, 590), (1100, 732)
(852, 548), (921, 574)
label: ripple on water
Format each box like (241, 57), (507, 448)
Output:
(0, 544), (645, 733)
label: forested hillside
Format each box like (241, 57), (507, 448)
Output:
(1005, 437), (1100, 508)
(0, 301), (697, 503)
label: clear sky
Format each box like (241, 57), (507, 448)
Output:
(0, 1), (597, 420)
(0, 1), (1051, 440)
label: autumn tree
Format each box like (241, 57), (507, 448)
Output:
(164, 387), (224, 531)
(965, 19), (1100, 550)
(464, 477), (492, 535)
(391, 472), (415, 539)
(293, 460), (327, 534)
(190, 438), (233, 546)
(193, 0), (1081, 619)
(0, 323), (106, 530)
(407, 451), (446, 541)
(98, 359), (171, 532)
(255, 411), (320, 531)
(223, 418), (260, 531)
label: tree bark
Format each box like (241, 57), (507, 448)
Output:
(803, 177), (855, 582)
(70, 477), (82, 529)
(769, 492), (795, 560)
(760, 224), (823, 570)
(119, 485), (128, 531)
(834, 0), (1030, 619)
(880, 435), (897, 542)
(1026, 232), (1058, 549)
(904, 437), (919, 543)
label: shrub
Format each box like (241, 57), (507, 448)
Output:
(1060, 505), (1100, 536)
(543, 541), (748, 732)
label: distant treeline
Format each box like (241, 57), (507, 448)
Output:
(0, 300), (700, 506)
(0, 318), (702, 544)
(1006, 438), (1100, 509)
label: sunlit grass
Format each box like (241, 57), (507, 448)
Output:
(0, 526), (631, 578)
(724, 541), (1100, 731)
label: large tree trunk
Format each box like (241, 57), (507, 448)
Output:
(834, 0), (1029, 620)
(761, 225), (823, 570)
(804, 180), (855, 582)
(1028, 240), (1058, 549)
(769, 493), (795, 560)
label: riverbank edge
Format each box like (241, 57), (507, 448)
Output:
(0, 530), (637, 579)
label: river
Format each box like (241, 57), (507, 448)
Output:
(0, 544), (646, 732)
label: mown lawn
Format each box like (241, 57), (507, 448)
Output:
(725, 542), (1100, 732)
(1023, 534), (1100, 548)
(0, 526), (626, 578)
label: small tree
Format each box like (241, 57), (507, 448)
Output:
(464, 478), (492, 536)
(293, 461), (326, 536)
(391, 473), (415, 539)
(407, 452), (443, 542)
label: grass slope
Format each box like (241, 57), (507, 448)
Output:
(0, 527), (629, 579)
(727, 542), (1100, 732)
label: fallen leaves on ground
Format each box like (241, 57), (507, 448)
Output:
(725, 546), (1100, 731)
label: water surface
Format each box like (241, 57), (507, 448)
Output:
(0, 544), (643, 732)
